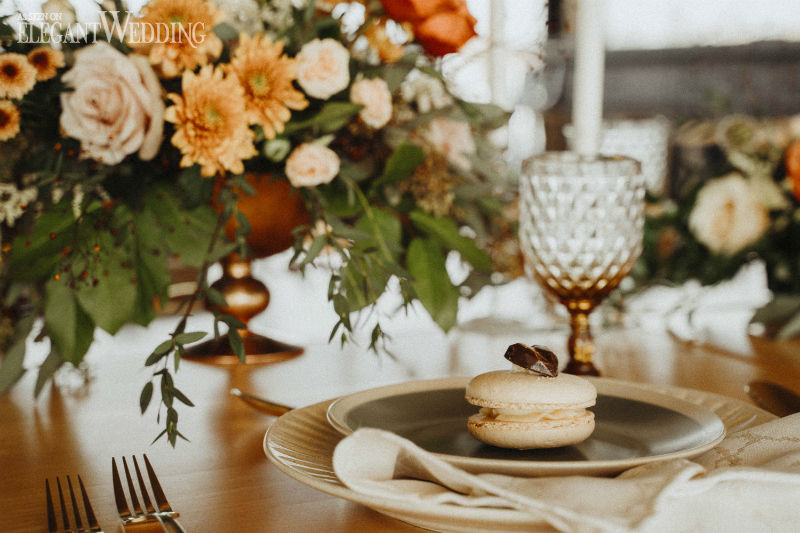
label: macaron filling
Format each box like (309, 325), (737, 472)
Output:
(477, 406), (592, 424)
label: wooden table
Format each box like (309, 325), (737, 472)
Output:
(2, 310), (799, 532)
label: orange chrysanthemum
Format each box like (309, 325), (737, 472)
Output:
(227, 34), (308, 139)
(130, 0), (224, 78)
(27, 47), (65, 81)
(164, 66), (256, 177)
(0, 53), (37, 100)
(0, 100), (21, 141)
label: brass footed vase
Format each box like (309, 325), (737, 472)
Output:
(185, 174), (309, 365)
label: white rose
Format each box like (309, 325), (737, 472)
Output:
(296, 38), (350, 100)
(688, 173), (770, 256)
(421, 116), (476, 170)
(350, 77), (392, 129)
(60, 41), (164, 165)
(285, 143), (340, 187)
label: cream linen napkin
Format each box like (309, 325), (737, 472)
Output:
(332, 413), (800, 532)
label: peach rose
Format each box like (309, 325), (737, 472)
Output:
(688, 173), (770, 256)
(285, 143), (340, 187)
(350, 77), (393, 129)
(295, 38), (351, 100)
(60, 42), (163, 165)
(421, 116), (475, 170)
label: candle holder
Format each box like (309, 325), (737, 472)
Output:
(518, 152), (645, 375)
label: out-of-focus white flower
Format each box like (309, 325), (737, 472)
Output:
(350, 77), (392, 129)
(420, 117), (476, 170)
(60, 41), (164, 164)
(688, 173), (770, 256)
(214, 0), (263, 34)
(0, 183), (37, 226)
(285, 143), (340, 187)
(295, 38), (350, 100)
(400, 68), (452, 113)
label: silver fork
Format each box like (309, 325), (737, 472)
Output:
(112, 455), (187, 533)
(45, 475), (103, 533)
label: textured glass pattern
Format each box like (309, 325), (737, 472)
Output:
(519, 153), (646, 306)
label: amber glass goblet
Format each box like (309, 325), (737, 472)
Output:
(518, 152), (645, 375)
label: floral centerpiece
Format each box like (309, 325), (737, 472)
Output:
(0, 0), (517, 444)
(636, 114), (800, 339)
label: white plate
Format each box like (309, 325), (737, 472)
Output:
(264, 378), (774, 533)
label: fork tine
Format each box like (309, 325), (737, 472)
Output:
(132, 456), (157, 515)
(45, 479), (57, 533)
(122, 457), (143, 517)
(67, 475), (85, 531)
(56, 477), (71, 531)
(78, 475), (102, 532)
(143, 454), (175, 514)
(112, 458), (132, 522)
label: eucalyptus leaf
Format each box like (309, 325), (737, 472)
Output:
(174, 331), (207, 345)
(140, 381), (154, 413)
(407, 237), (459, 331)
(228, 329), (245, 363)
(777, 310), (800, 340)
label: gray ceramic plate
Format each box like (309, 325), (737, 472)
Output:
(326, 376), (727, 476)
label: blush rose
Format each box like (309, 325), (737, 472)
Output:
(296, 38), (351, 100)
(350, 77), (393, 129)
(60, 41), (164, 165)
(285, 143), (341, 187)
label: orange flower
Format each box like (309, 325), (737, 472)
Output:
(0, 100), (21, 141)
(380, 0), (476, 56)
(380, 0), (449, 23)
(785, 139), (800, 202)
(414, 8), (477, 57)
(227, 34), (308, 139)
(130, 0), (224, 78)
(0, 53), (37, 99)
(164, 66), (256, 177)
(27, 47), (65, 81)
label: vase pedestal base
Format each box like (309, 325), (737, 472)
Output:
(183, 333), (303, 366)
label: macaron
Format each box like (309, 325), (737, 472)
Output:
(465, 344), (597, 449)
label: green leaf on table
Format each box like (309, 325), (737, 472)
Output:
(407, 237), (459, 331)
(0, 314), (35, 394)
(45, 278), (95, 364)
(409, 210), (492, 271)
(751, 294), (800, 325)
(371, 142), (424, 191)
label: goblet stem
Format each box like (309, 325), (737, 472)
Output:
(565, 310), (599, 376)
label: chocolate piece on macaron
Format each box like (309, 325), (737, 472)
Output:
(504, 343), (558, 377)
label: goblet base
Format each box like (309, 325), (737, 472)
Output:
(564, 358), (600, 376)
